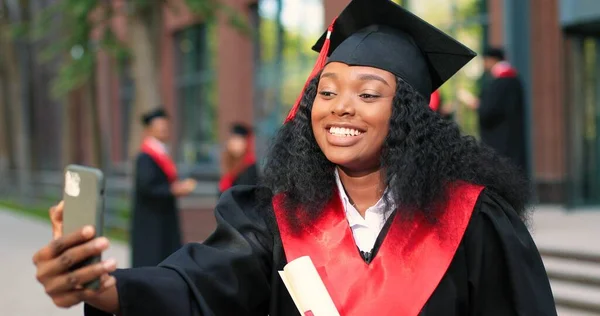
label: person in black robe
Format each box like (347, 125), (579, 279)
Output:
(218, 123), (259, 195)
(32, 1), (556, 315)
(460, 47), (528, 175)
(131, 108), (196, 267)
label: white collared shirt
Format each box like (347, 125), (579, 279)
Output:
(147, 137), (169, 155)
(335, 170), (394, 253)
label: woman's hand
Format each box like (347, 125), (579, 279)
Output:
(33, 203), (120, 313)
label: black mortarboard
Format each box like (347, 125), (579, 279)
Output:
(483, 47), (505, 60)
(141, 108), (168, 126)
(231, 123), (251, 136)
(285, 0), (476, 122)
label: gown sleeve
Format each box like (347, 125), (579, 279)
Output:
(466, 189), (557, 316)
(135, 154), (173, 199)
(84, 186), (274, 316)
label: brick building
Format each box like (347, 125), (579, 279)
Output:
(486, 0), (600, 207)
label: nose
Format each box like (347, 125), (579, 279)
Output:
(331, 95), (355, 117)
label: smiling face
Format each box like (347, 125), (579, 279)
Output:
(311, 62), (396, 173)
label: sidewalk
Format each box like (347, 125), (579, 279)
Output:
(0, 209), (129, 316)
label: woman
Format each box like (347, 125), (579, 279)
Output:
(218, 123), (259, 195)
(32, 0), (556, 315)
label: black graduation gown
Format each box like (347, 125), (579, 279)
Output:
(233, 163), (259, 187)
(86, 185), (556, 316)
(218, 163), (260, 196)
(130, 153), (182, 268)
(478, 75), (528, 175)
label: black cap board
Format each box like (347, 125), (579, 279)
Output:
(231, 123), (251, 136)
(311, 0), (476, 102)
(141, 108), (168, 126)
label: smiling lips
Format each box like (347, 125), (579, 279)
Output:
(328, 126), (364, 137)
(325, 125), (366, 147)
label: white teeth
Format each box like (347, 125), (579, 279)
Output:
(329, 127), (362, 136)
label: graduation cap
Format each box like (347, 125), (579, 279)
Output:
(231, 123), (252, 136)
(141, 108), (169, 126)
(285, 0), (476, 122)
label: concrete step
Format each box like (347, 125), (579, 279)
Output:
(557, 307), (600, 316)
(550, 279), (600, 314)
(543, 256), (600, 287)
(540, 247), (600, 264)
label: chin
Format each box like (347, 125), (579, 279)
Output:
(322, 150), (357, 168)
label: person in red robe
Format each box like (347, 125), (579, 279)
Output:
(32, 1), (555, 315)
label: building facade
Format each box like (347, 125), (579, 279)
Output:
(487, 0), (600, 207)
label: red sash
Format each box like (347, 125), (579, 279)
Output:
(273, 182), (483, 315)
(429, 90), (441, 112)
(491, 61), (518, 78)
(140, 137), (178, 183)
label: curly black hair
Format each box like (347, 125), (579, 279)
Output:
(261, 73), (531, 224)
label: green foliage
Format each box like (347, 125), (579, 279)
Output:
(8, 0), (248, 99)
(9, 0), (107, 97)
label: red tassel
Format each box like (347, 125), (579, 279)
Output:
(284, 19), (336, 123)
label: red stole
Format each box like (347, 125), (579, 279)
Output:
(140, 137), (178, 183)
(273, 182), (484, 315)
(429, 90), (441, 112)
(491, 61), (518, 78)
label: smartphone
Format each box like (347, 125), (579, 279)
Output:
(62, 164), (105, 290)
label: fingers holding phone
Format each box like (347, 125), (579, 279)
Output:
(34, 164), (121, 311)
(32, 225), (117, 308)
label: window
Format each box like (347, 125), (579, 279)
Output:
(174, 24), (217, 166)
(253, 0), (324, 139)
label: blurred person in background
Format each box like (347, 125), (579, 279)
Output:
(429, 89), (454, 120)
(131, 108), (196, 267)
(218, 123), (258, 195)
(459, 47), (527, 176)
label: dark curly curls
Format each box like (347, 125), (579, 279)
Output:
(260, 73), (531, 223)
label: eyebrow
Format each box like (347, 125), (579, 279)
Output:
(320, 72), (390, 87)
(358, 74), (390, 86)
(321, 72), (337, 80)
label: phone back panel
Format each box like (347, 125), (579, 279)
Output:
(62, 165), (105, 237)
(62, 165), (105, 289)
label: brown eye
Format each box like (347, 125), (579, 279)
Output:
(319, 91), (336, 99)
(359, 93), (380, 100)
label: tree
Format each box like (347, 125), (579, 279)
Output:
(0, 2), (12, 182)
(1, 0), (33, 200)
